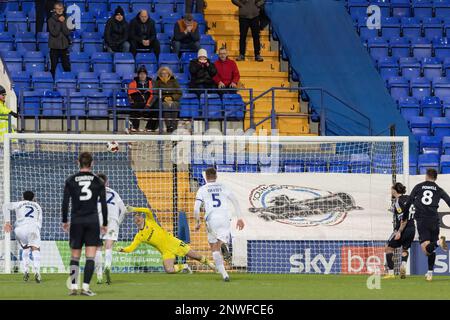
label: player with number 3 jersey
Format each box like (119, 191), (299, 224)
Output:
(404, 168), (450, 281)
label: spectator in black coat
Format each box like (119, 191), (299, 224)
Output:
(104, 6), (130, 53)
(35, 0), (57, 33)
(172, 14), (200, 57)
(128, 10), (160, 59)
(189, 48), (217, 96)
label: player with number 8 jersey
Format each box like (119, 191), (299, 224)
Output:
(405, 168), (450, 281)
(61, 152), (108, 296)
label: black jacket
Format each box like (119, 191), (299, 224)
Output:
(104, 17), (129, 48)
(173, 19), (200, 44)
(231, 0), (265, 19)
(129, 14), (157, 44)
(189, 59), (218, 86)
(48, 12), (72, 50)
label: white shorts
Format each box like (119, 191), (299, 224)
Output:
(101, 220), (119, 241)
(206, 216), (231, 244)
(15, 224), (41, 248)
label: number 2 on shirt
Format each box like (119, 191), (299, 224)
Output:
(212, 193), (221, 208)
(79, 181), (92, 201)
(25, 206), (34, 218)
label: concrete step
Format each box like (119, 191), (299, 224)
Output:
(240, 79), (291, 90)
(241, 90), (299, 99)
(236, 60), (280, 72)
(213, 38), (272, 52)
(252, 101), (300, 113)
(228, 51), (279, 60)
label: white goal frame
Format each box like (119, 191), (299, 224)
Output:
(2, 133), (409, 274)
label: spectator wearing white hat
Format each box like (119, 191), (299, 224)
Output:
(188, 49), (218, 96)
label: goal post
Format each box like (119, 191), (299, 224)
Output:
(1, 133), (409, 275)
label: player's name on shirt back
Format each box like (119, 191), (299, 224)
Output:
(74, 175), (95, 182)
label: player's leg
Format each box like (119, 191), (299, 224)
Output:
(210, 240), (229, 281)
(30, 247), (41, 283)
(185, 249), (216, 270)
(383, 244), (396, 279)
(69, 223), (83, 295)
(104, 239), (114, 284)
(81, 222), (101, 296)
(95, 245), (103, 284)
(21, 246), (31, 281)
(399, 228), (415, 279)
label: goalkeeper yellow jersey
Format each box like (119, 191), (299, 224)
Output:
(122, 207), (191, 260)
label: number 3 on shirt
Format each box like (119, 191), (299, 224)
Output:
(212, 193), (221, 208)
(79, 181), (92, 201)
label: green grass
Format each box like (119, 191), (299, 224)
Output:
(1, 273), (450, 300)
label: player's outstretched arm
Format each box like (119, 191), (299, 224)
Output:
(193, 199), (203, 231)
(403, 185), (419, 212)
(2, 202), (16, 233)
(126, 206), (156, 222)
(116, 235), (141, 253)
(227, 192), (245, 230)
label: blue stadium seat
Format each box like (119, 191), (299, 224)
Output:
(432, 116), (450, 137)
(23, 51), (45, 73)
(159, 53), (180, 72)
(70, 52), (91, 73)
(130, 0), (152, 13)
(389, 36), (410, 59)
(115, 91), (129, 108)
(444, 57), (450, 74)
(95, 13), (110, 35)
(78, 72), (100, 94)
(305, 160), (328, 172)
(433, 77), (450, 100)
(89, 0), (109, 17)
(381, 17), (401, 38)
(110, 0), (131, 13)
(358, 18), (379, 39)
(191, 164), (209, 185)
(411, 37), (432, 59)
(216, 164), (235, 172)
(401, 17), (421, 39)
(348, 0), (369, 17)
(114, 52), (135, 80)
(412, 0), (433, 18)
(419, 135), (442, 154)
(400, 57), (420, 81)
(1, 51), (22, 73)
(223, 93), (244, 119)
(100, 72), (122, 96)
(11, 71), (31, 94)
(157, 33), (171, 53)
(179, 93), (200, 117)
(418, 153), (439, 174)
(423, 17), (444, 40)
(6, 11), (27, 33)
(236, 164), (258, 173)
(70, 30), (82, 53)
(200, 93), (222, 119)
(42, 90), (64, 116)
(21, 90), (41, 115)
(55, 71), (77, 95)
(91, 52), (113, 73)
(0, 32), (14, 51)
(81, 32), (103, 54)
(444, 18), (450, 39)
(440, 154), (450, 173)
(350, 153), (371, 173)
(434, 0), (450, 19)
(442, 136), (450, 154)
(200, 34), (215, 55)
(391, 0), (411, 17)
(422, 57), (443, 80)
(154, 1), (177, 15)
(388, 76), (409, 101)
(329, 159), (351, 173)
(87, 93), (109, 117)
(368, 37), (390, 61)
(433, 37), (450, 60)
(421, 96), (442, 118)
(37, 32), (49, 55)
(284, 163), (305, 173)
(180, 51), (197, 74)
(135, 52), (158, 73)
(378, 57), (399, 80)
(410, 77), (431, 100)
(408, 116), (431, 137)
(15, 31), (36, 51)
(31, 71), (53, 91)
(443, 96), (450, 116)
(80, 12), (96, 32)
(410, 152), (418, 174)
(399, 96), (420, 117)
(68, 92), (86, 116)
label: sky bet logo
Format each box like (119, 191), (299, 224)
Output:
(289, 247), (385, 274)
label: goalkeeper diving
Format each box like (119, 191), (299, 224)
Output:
(117, 206), (216, 273)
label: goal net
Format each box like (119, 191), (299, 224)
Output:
(1, 133), (408, 275)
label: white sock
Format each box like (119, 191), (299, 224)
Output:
(22, 248), (30, 274)
(388, 269), (394, 275)
(82, 283), (90, 291)
(212, 251), (228, 278)
(95, 250), (103, 277)
(104, 249), (113, 269)
(401, 261), (407, 268)
(31, 250), (41, 274)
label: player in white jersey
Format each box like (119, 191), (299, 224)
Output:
(194, 167), (245, 281)
(95, 173), (126, 285)
(2, 191), (43, 283)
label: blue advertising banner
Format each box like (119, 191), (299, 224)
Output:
(410, 241), (450, 275)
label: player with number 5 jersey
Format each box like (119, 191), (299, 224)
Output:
(61, 152), (108, 296)
(3, 191), (43, 283)
(404, 168), (450, 281)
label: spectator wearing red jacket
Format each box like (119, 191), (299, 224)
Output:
(213, 47), (240, 94)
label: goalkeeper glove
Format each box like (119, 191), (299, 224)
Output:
(114, 247), (124, 253)
(126, 205), (136, 213)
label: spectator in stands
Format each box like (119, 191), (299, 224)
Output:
(129, 10), (160, 59)
(189, 48), (218, 96)
(232, 0), (264, 62)
(0, 85), (18, 142)
(172, 14), (201, 57)
(35, 0), (57, 33)
(48, 2), (73, 79)
(185, 0), (205, 14)
(154, 66), (182, 133)
(213, 47), (240, 94)
(127, 65), (157, 132)
(104, 6), (130, 53)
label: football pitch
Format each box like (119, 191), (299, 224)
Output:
(0, 273), (450, 300)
